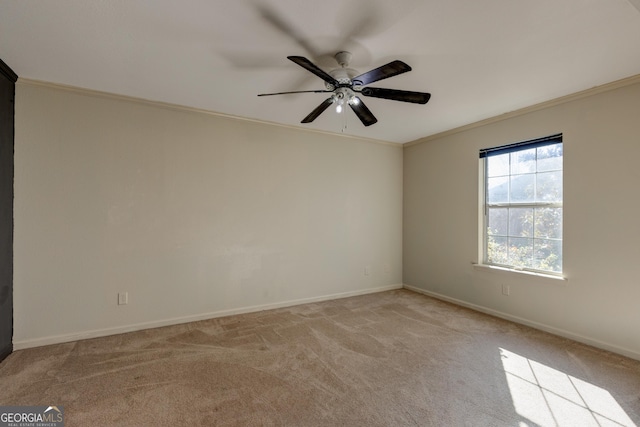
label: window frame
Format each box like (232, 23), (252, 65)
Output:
(479, 134), (563, 276)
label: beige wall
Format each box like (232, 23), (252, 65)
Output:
(404, 77), (640, 359)
(14, 76), (640, 360)
(14, 82), (403, 348)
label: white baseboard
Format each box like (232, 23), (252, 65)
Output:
(13, 284), (403, 350)
(403, 284), (640, 362)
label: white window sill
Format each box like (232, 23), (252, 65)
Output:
(472, 263), (567, 282)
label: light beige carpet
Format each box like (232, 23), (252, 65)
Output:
(1, 289), (639, 426)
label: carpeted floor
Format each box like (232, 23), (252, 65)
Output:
(1, 289), (639, 426)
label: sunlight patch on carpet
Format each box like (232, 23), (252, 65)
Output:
(499, 348), (636, 427)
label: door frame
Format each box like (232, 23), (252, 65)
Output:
(0, 58), (17, 362)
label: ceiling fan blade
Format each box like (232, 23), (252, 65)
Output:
(256, 4), (320, 58)
(349, 98), (378, 127)
(288, 56), (339, 86)
(258, 90), (332, 97)
(361, 87), (431, 104)
(301, 98), (334, 123)
(352, 60), (412, 86)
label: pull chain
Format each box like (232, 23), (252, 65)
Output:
(341, 109), (348, 133)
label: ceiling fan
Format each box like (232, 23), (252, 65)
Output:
(258, 51), (431, 127)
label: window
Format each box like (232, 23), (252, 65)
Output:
(480, 134), (563, 274)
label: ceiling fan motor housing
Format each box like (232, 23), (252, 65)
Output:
(325, 68), (359, 89)
(324, 51), (357, 90)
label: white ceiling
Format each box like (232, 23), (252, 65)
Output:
(2, 0), (640, 144)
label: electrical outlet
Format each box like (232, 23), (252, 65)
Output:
(502, 284), (510, 296)
(118, 292), (128, 305)
(364, 266), (371, 276)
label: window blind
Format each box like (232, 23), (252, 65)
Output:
(479, 134), (562, 158)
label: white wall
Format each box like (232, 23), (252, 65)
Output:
(13, 82), (403, 348)
(404, 77), (640, 360)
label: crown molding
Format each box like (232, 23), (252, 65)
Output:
(404, 73), (640, 148)
(16, 78), (401, 148)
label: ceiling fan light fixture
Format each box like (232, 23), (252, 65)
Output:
(335, 92), (345, 113)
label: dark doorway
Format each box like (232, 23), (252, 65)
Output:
(0, 58), (17, 362)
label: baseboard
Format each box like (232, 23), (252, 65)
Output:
(403, 284), (640, 362)
(13, 284), (403, 350)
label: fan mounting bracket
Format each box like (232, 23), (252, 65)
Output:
(334, 51), (352, 68)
